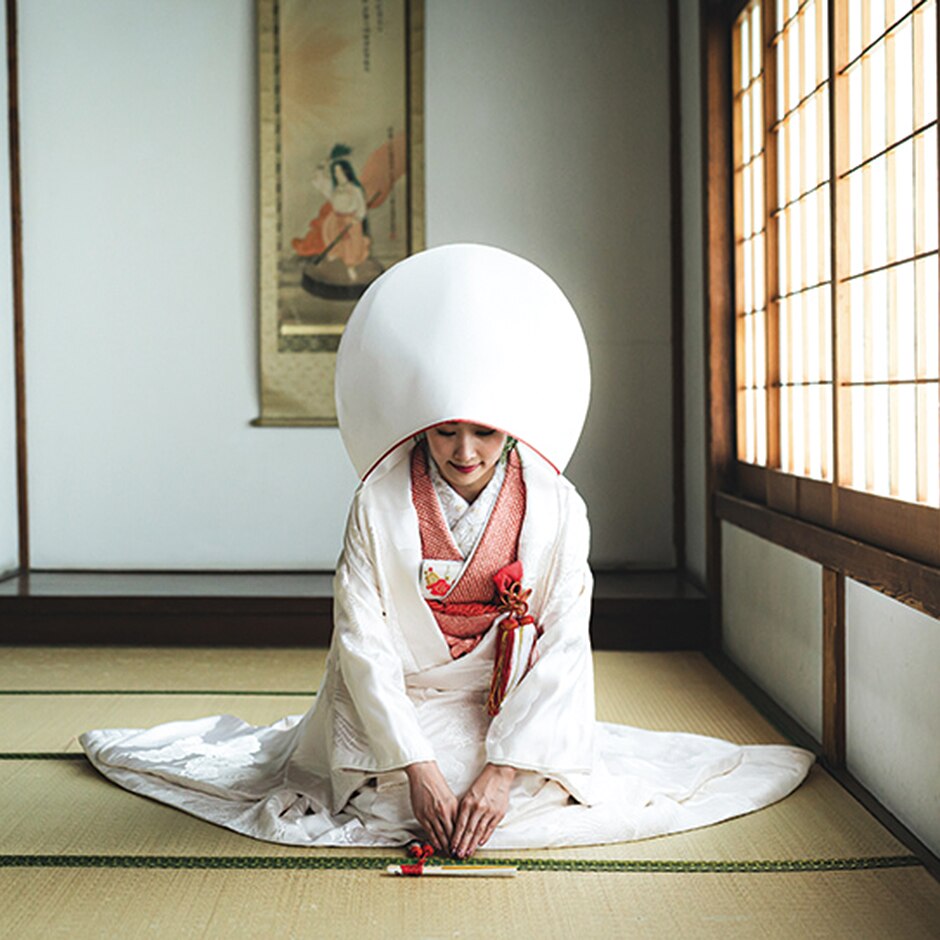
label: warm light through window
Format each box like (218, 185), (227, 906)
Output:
(733, 0), (939, 508)
(840, 0), (939, 505)
(733, 1), (768, 466)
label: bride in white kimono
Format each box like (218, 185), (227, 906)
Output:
(81, 244), (813, 856)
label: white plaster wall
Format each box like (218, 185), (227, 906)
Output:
(0, 3), (18, 576)
(18, 0), (358, 569)
(721, 523), (823, 740)
(722, 527), (940, 855)
(678, 0), (707, 585)
(425, 0), (674, 568)
(846, 581), (940, 856)
(18, 0), (673, 569)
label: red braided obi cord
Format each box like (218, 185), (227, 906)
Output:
(399, 840), (435, 875)
(410, 445), (540, 715)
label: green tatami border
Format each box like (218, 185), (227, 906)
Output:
(0, 854), (922, 874)
(0, 753), (87, 760)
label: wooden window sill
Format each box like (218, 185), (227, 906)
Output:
(715, 491), (940, 619)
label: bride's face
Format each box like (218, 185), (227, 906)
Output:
(425, 422), (508, 502)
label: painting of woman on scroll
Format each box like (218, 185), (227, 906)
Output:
(293, 135), (405, 300)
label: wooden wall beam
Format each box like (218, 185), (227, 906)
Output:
(669, 0), (687, 577)
(702, 0), (737, 649)
(5, 0), (27, 570)
(717, 492), (940, 619)
(822, 567), (846, 766)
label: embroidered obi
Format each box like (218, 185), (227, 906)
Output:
(410, 444), (526, 658)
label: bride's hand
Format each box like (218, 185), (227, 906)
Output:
(405, 761), (458, 853)
(451, 763), (516, 859)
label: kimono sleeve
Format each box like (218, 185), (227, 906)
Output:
(484, 485), (595, 778)
(332, 493), (437, 770)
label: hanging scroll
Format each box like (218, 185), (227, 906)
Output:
(255, 0), (424, 426)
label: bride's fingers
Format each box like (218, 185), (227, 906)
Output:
(450, 819), (470, 857)
(439, 802), (457, 842)
(467, 812), (493, 857)
(454, 809), (488, 858)
(425, 818), (447, 853)
(477, 816), (499, 849)
(429, 799), (458, 852)
(450, 801), (473, 853)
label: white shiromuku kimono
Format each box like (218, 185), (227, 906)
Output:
(81, 442), (814, 848)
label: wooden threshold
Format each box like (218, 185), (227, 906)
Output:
(0, 570), (709, 650)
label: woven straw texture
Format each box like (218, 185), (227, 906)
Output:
(2, 647), (938, 939)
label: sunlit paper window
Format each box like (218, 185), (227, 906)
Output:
(774, 0), (833, 480)
(733, 1), (768, 466)
(732, 0), (938, 508)
(839, 0), (939, 506)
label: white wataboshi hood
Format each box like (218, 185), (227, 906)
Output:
(335, 243), (591, 479)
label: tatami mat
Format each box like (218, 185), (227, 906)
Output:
(0, 646), (329, 692)
(0, 760), (909, 863)
(0, 649), (786, 744)
(0, 694), (315, 753)
(1, 647), (938, 939)
(2, 866), (938, 939)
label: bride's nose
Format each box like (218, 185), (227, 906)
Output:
(453, 430), (476, 460)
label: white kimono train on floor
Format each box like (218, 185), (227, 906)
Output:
(81, 444), (814, 849)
